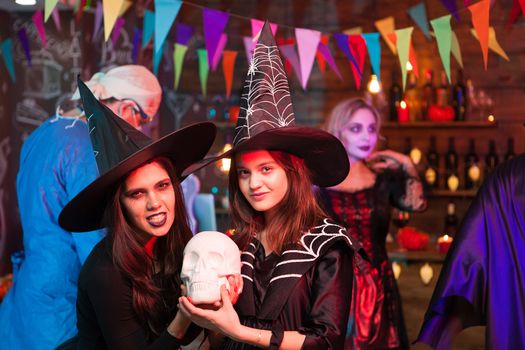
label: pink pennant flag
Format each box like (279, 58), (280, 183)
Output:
(51, 7), (61, 32)
(348, 35), (367, 89)
(279, 44), (303, 87)
(317, 42), (342, 79)
(32, 10), (47, 48)
(251, 19), (278, 40)
(211, 34), (227, 72)
(243, 36), (255, 64)
(295, 27), (321, 90)
(111, 17), (125, 46)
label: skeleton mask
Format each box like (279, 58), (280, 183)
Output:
(181, 231), (241, 304)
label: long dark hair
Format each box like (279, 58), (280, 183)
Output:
(104, 156), (193, 339)
(228, 150), (327, 254)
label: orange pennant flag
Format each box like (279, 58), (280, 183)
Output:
(386, 32), (418, 77)
(222, 50), (238, 99)
(316, 35), (329, 73)
(469, 0), (490, 70)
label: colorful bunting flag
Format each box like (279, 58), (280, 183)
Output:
(131, 27), (142, 64)
(202, 8), (229, 69)
(439, 0), (460, 21)
(317, 42), (342, 79)
(197, 49), (209, 96)
(17, 28), (31, 67)
(362, 32), (381, 81)
(154, 0), (182, 54)
(315, 35), (329, 73)
(119, 0), (132, 16)
(374, 17), (397, 55)
(295, 27), (321, 90)
(173, 43), (188, 90)
(343, 27), (362, 35)
(211, 34), (227, 72)
(251, 19), (278, 39)
(279, 44), (303, 86)
(471, 27), (510, 61)
(408, 3), (431, 40)
(395, 27), (413, 90)
(32, 10), (48, 48)
(431, 15), (452, 83)
(92, 1), (103, 42)
(408, 43), (419, 78)
(348, 35), (367, 89)
(103, 0), (124, 42)
(75, 0), (87, 24)
(111, 17), (125, 46)
(333, 33), (361, 76)
(468, 0), (490, 70)
(0, 39), (16, 82)
(45, 0), (59, 22)
(506, 0), (522, 29)
(142, 10), (155, 48)
(222, 50), (238, 98)
(153, 41), (165, 75)
(51, 7), (61, 32)
(519, 0), (525, 16)
(243, 36), (255, 64)
(176, 23), (193, 46)
(451, 31), (464, 67)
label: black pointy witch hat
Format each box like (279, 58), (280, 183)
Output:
(184, 21), (348, 187)
(59, 77), (216, 232)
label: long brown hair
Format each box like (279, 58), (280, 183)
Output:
(104, 156), (192, 339)
(229, 150), (326, 254)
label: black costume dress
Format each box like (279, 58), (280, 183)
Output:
(76, 237), (200, 350)
(222, 218), (362, 350)
(319, 169), (426, 350)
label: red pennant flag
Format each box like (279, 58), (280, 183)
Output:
(316, 35), (329, 73)
(222, 50), (238, 99)
(348, 35), (367, 90)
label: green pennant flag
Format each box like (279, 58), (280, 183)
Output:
(173, 43), (188, 90)
(451, 30), (463, 68)
(395, 27), (413, 91)
(197, 49), (209, 97)
(430, 15), (452, 83)
(45, 0), (59, 22)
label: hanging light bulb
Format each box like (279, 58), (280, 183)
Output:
(392, 261), (402, 280)
(406, 61), (413, 71)
(217, 143), (232, 173)
(367, 74), (381, 94)
(419, 263), (434, 285)
(409, 147), (422, 165)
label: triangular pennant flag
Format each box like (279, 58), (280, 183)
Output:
(197, 48), (209, 96)
(469, 0), (490, 70)
(348, 35), (367, 89)
(409, 42), (419, 78)
(506, 0), (522, 29)
(251, 19), (278, 39)
(431, 15), (452, 83)
(375, 17), (397, 55)
(51, 7), (61, 32)
(0, 39), (16, 82)
(32, 10), (47, 48)
(519, 0), (525, 17)
(451, 30), (464, 67)
(45, 0), (59, 22)
(295, 27), (321, 90)
(279, 44), (303, 86)
(111, 17), (125, 46)
(471, 27), (510, 61)
(92, 1), (103, 42)
(103, 0), (124, 42)
(131, 27), (141, 64)
(315, 35), (329, 73)
(222, 50), (237, 98)
(395, 27), (413, 90)
(317, 42), (342, 79)
(464, 0), (471, 6)
(212, 34), (227, 72)
(142, 10), (155, 48)
(154, 0), (182, 54)
(243, 36), (255, 64)
(439, 0), (460, 21)
(75, 0), (87, 24)
(176, 23), (193, 45)
(17, 28), (31, 67)
(362, 32), (381, 81)
(408, 3), (431, 40)
(202, 8), (229, 69)
(173, 43), (188, 90)
(333, 33), (361, 75)
(277, 37), (296, 76)
(343, 27), (362, 35)
(153, 41), (165, 75)
(119, 0), (132, 16)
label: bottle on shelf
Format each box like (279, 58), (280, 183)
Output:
(445, 137), (459, 191)
(504, 137), (516, 162)
(485, 139), (499, 175)
(404, 70), (420, 122)
(436, 70), (450, 107)
(403, 137), (413, 156)
(389, 68), (402, 122)
(424, 136), (440, 189)
(464, 138), (481, 190)
(444, 201), (459, 237)
(452, 69), (468, 121)
(421, 69), (435, 120)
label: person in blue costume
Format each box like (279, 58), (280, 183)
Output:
(417, 154), (525, 350)
(0, 65), (163, 350)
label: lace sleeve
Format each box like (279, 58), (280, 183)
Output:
(397, 174), (427, 211)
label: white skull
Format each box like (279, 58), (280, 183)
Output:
(181, 231), (241, 304)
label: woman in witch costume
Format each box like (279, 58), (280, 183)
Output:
(178, 22), (364, 349)
(58, 79), (234, 349)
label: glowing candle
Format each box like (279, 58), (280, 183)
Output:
(437, 234), (453, 254)
(397, 100), (410, 123)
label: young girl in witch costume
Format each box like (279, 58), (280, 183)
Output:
(58, 79), (240, 349)
(178, 22), (364, 350)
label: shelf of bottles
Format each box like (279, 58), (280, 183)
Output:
(382, 120), (497, 129)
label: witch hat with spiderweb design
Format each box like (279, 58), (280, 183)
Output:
(59, 77), (216, 232)
(184, 21), (348, 187)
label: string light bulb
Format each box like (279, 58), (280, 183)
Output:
(406, 61), (413, 71)
(367, 74), (381, 94)
(15, 0), (36, 4)
(217, 143), (232, 173)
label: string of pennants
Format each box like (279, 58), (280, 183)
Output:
(0, 0), (522, 96)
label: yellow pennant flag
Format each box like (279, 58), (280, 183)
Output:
(103, 0), (125, 42)
(471, 27), (510, 61)
(375, 17), (397, 55)
(119, 0), (132, 17)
